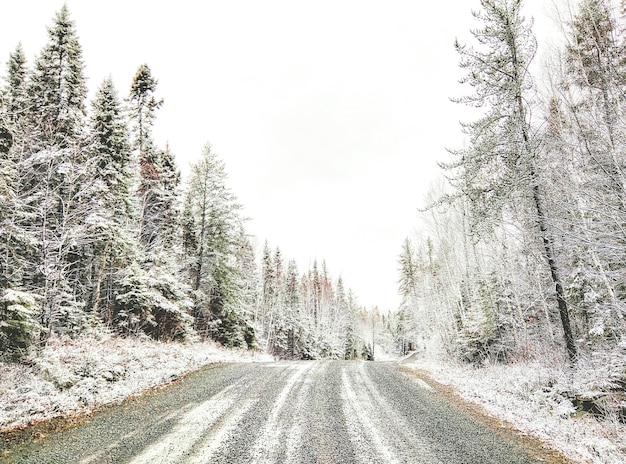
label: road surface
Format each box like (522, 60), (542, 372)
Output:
(2, 361), (552, 463)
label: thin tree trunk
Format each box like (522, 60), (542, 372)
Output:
(514, 66), (578, 363)
(91, 241), (110, 321)
(531, 176), (577, 364)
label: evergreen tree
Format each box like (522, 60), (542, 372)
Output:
(127, 64), (176, 253)
(0, 45), (40, 356)
(183, 144), (249, 345)
(259, 240), (276, 346)
(397, 237), (420, 352)
(398, 237), (419, 309)
(3, 44), (29, 135)
(83, 77), (136, 322)
(128, 64), (162, 160)
(26, 4), (86, 149)
(16, 5), (91, 338)
(284, 259), (301, 357)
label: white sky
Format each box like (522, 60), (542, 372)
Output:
(1, 0), (562, 311)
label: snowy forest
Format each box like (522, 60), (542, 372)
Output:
(397, 0), (626, 383)
(0, 5), (377, 362)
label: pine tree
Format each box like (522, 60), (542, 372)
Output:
(26, 4), (86, 149)
(1, 64), (21, 290)
(232, 228), (257, 347)
(15, 5), (91, 339)
(397, 237), (420, 352)
(83, 77), (136, 322)
(127, 64), (176, 253)
(448, 0), (577, 363)
(284, 259), (301, 357)
(183, 143), (249, 345)
(398, 237), (419, 308)
(259, 240), (276, 345)
(0, 45), (41, 356)
(128, 64), (162, 160)
(3, 44), (29, 136)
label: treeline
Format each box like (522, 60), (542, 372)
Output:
(255, 244), (374, 359)
(398, 0), (626, 375)
(0, 6), (371, 360)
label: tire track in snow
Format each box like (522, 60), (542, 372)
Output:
(127, 363), (295, 464)
(184, 398), (257, 464)
(250, 362), (316, 463)
(354, 362), (436, 461)
(342, 362), (438, 464)
(127, 383), (248, 464)
(78, 410), (182, 464)
(341, 365), (401, 464)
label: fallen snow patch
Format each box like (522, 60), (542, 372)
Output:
(405, 357), (626, 464)
(0, 334), (273, 433)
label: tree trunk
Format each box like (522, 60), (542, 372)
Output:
(516, 81), (578, 363)
(531, 176), (577, 364)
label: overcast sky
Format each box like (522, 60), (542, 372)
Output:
(1, 0), (562, 311)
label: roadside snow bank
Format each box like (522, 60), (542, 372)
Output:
(406, 357), (626, 464)
(0, 334), (273, 432)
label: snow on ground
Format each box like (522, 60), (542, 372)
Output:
(0, 334), (273, 433)
(406, 355), (626, 464)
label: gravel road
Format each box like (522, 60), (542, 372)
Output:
(2, 361), (550, 463)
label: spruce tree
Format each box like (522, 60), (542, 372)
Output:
(0, 45), (41, 356)
(128, 64), (162, 160)
(16, 5), (90, 338)
(84, 77), (136, 322)
(117, 65), (192, 340)
(3, 44), (29, 136)
(127, 64), (180, 254)
(26, 4), (86, 149)
(184, 144), (249, 345)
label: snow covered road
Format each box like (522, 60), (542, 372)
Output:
(2, 361), (552, 463)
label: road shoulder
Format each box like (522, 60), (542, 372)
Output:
(396, 365), (574, 464)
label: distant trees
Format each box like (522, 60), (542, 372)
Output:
(253, 244), (368, 359)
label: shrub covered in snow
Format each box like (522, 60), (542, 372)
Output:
(0, 289), (40, 359)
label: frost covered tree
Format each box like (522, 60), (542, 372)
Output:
(82, 77), (137, 323)
(183, 144), (252, 346)
(396, 237), (420, 353)
(128, 64), (162, 161)
(1, 52), (28, 291)
(258, 241), (276, 345)
(127, 64), (176, 253)
(0, 104), (39, 357)
(446, 0), (577, 363)
(2, 44), (29, 136)
(12, 6), (93, 339)
(26, 4), (86, 149)
(551, 0), (626, 344)
(1, 43), (40, 356)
